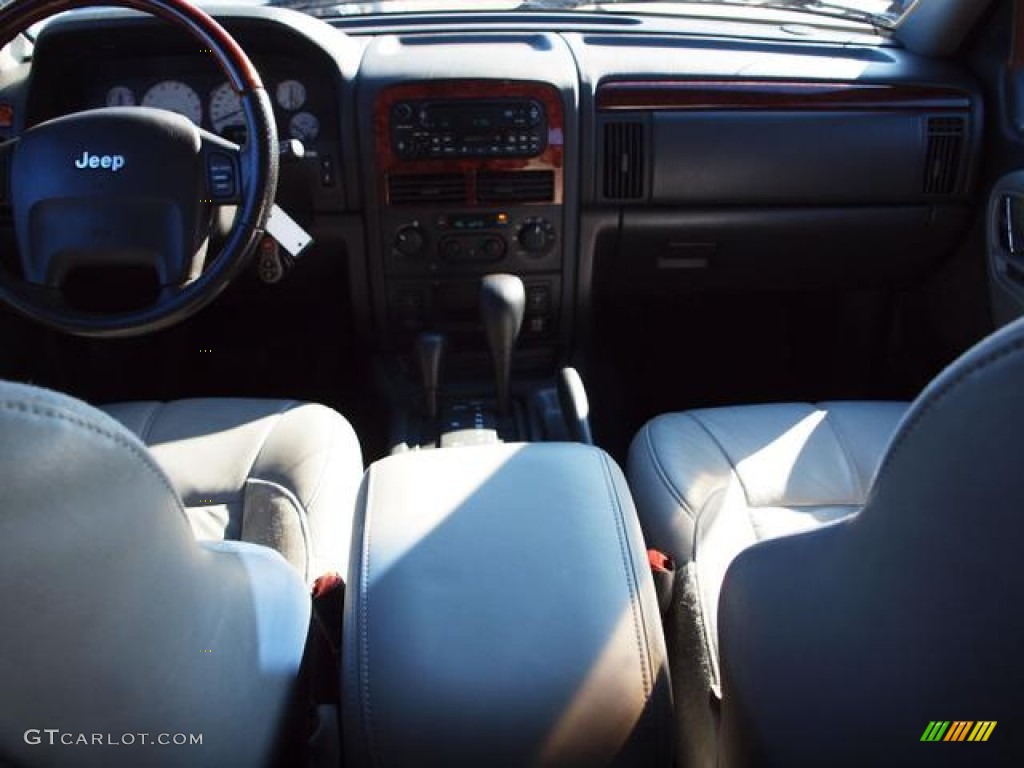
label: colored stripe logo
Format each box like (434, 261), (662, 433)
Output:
(921, 721), (996, 742)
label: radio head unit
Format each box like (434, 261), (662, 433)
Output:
(391, 99), (547, 160)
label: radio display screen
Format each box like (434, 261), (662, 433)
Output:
(421, 101), (542, 132)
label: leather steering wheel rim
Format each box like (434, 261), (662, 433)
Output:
(0, 0), (278, 337)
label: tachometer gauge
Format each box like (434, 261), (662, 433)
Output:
(142, 80), (202, 125)
(276, 80), (307, 111)
(289, 111), (320, 142)
(209, 82), (245, 135)
(106, 86), (136, 107)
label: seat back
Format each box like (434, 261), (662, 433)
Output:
(717, 318), (1024, 766)
(0, 381), (310, 767)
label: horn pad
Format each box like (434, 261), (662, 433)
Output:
(11, 107), (206, 286)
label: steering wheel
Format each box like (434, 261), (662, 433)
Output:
(0, 0), (278, 337)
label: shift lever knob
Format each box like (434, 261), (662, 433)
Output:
(415, 332), (446, 422)
(479, 274), (525, 416)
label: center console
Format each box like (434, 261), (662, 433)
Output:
(373, 80), (575, 449)
(343, 41), (667, 762)
(342, 442), (672, 767)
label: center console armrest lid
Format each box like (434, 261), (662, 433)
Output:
(342, 442), (671, 767)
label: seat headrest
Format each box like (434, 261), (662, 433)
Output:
(859, 315), (1024, 550)
(0, 379), (195, 554)
(718, 317), (1024, 765)
(0, 380), (311, 766)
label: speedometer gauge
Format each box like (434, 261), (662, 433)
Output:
(209, 83), (245, 135)
(142, 81), (202, 125)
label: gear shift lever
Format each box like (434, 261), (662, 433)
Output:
(414, 331), (446, 423)
(479, 274), (525, 417)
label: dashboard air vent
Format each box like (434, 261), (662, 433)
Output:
(476, 171), (555, 203)
(603, 121), (644, 201)
(388, 173), (467, 204)
(923, 116), (966, 196)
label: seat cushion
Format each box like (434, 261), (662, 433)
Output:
(101, 398), (363, 584)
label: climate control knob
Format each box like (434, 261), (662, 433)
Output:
(441, 238), (463, 260)
(481, 236), (506, 260)
(394, 225), (425, 257)
(517, 218), (555, 254)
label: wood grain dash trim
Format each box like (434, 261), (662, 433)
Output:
(595, 81), (971, 112)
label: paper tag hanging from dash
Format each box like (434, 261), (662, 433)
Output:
(265, 204), (313, 258)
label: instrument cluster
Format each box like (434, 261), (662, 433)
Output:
(86, 58), (327, 145)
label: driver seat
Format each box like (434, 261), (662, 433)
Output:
(0, 381), (357, 765)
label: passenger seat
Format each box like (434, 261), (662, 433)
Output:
(626, 401), (908, 765)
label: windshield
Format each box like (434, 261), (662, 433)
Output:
(267, 0), (917, 29)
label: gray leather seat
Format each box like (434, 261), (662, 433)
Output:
(0, 381), (315, 766)
(628, 401), (908, 765)
(100, 397), (363, 585)
(629, 316), (1024, 765)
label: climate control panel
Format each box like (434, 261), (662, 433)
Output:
(383, 206), (561, 276)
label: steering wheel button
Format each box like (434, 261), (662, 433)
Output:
(206, 153), (237, 199)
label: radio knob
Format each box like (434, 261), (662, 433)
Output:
(518, 219), (554, 253)
(394, 225), (425, 257)
(394, 102), (414, 123)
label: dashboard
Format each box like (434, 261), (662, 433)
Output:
(1, 5), (986, 374)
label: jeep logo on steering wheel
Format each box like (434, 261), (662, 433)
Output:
(74, 151), (125, 172)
